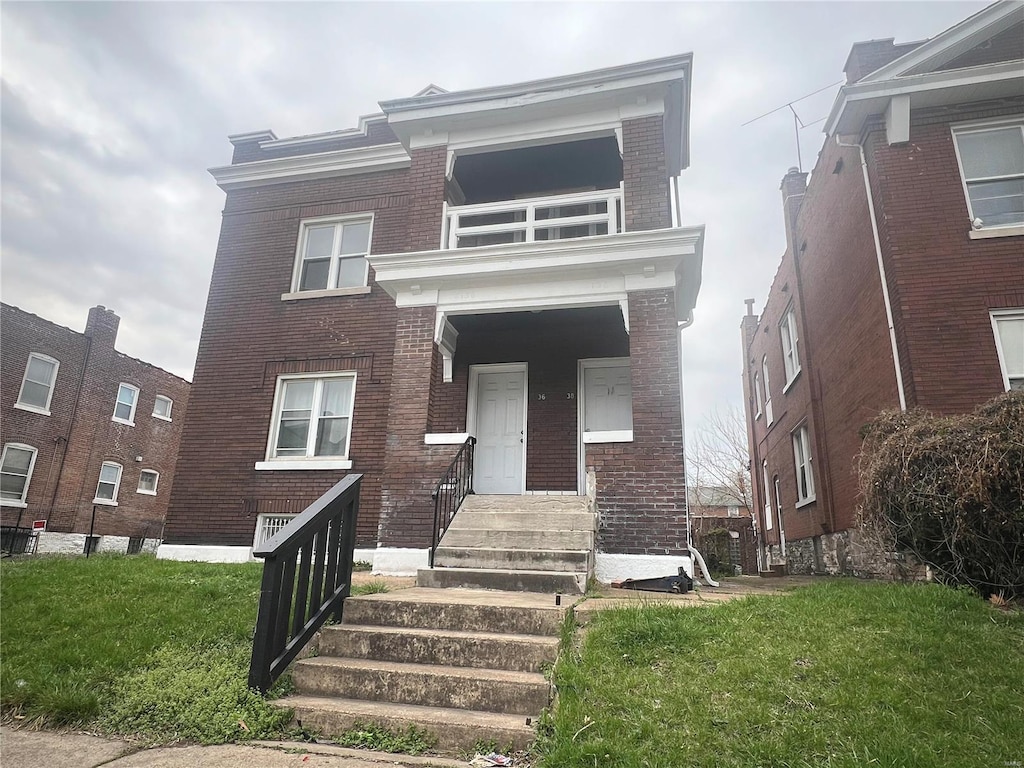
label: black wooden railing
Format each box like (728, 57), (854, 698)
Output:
(430, 437), (476, 567)
(248, 474), (361, 693)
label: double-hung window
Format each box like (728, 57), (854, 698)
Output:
(260, 373), (356, 469)
(780, 306), (801, 387)
(16, 353), (59, 415)
(152, 395), (173, 421)
(113, 383), (139, 425)
(137, 470), (159, 495)
(952, 120), (1024, 233)
(1, 444), (37, 506)
(991, 310), (1024, 391)
(761, 357), (774, 425)
(792, 425), (815, 505)
(293, 216), (372, 294)
(761, 459), (773, 530)
(753, 372), (763, 419)
(94, 462), (123, 505)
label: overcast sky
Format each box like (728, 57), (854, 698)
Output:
(1, 0), (985, 443)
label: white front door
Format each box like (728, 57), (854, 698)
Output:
(472, 367), (526, 494)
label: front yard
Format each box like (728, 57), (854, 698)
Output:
(2, 556), (1022, 765)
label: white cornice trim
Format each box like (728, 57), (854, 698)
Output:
(209, 143), (410, 190)
(228, 129), (277, 146)
(259, 114), (389, 149)
(825, 59), (1024, 136)
(859, 2), (1024, 83)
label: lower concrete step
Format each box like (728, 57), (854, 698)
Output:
(417, 566), (586, 594)
(282, 694), (537, 753)
(342, 588), (568, 635)
(291, 656), (549, 715)
(318, 623), (558, 672)
(433, 546), (590, 572)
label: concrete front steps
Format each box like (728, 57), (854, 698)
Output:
(278, 587), (568, 753)
(417, 494), (596, 594)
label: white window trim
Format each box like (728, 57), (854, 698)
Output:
(112, 383), (140, 426)
(792, 425), (816, 506)
(260, 371), (357, 468)
(578, 357), (634, 446)
(990, 308), (1024, 391)
(15, 353), (59, 416)
(93, 461), (123, 506)
(951, 117), (1024, 236)
(762, 459), (773, 531)
(289, 213), (374, 295)
(0, 443), (38, 507)
(780, 305), (802, 391)
(152, 395), (173, 422)
(753, 371), (763, 420)
(136, 469), (160, 496)
(762, 357), (774, 426)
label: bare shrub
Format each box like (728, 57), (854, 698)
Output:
(857, 391), (1024, 599)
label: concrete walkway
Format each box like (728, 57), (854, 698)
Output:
(0, 728), (467, 768)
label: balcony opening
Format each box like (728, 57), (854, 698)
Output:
(445, 137), (623, 249)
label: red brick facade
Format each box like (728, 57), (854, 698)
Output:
(1, 304), (190, 540)
(743, 27), (1024, 573)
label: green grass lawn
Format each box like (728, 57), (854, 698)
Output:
(538, 581), (1024, 768)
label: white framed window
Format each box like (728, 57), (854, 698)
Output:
(952, 119), (1024, 234)
(727, 506), (740, 518)
(762, 459), (773, 531)
(761, 357), (774, 425)
(579, 358), (633, 443)
(253, 514), (297, 548)
(991, 309), (1024, 391)
(258, 372), (356, 470)
(152, 395), (173, 421)
(94, 462), (123, 505)
(113, 383), (139, 425)
(137, 469), (159, 495)
(15, 353), (59, 415)
(753, 371), (763, 419)
(780, 306), (801, 388)
(291, 215), (373, 294)
(792, 425), (815, 505)
(1, 443), (38, 507)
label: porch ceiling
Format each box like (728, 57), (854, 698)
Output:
(367, 225), (704, 323)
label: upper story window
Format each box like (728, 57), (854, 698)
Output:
(792, 425), (815, 505)
(1, 443), (37, 507)
(152, 395), (173, 421)
(780, 306), (801, 388)
(94, 461), (122, 505)
(292, 216), (372, 293)
(262, 373), (356, 467)
(952, 120), (1024, 232)
(991, 309), (1024, 391)
(753, 372), (763, 419)
(761, 357), (774, 425)
(137, 469), (159, 495)
(16, 353), (59, 415)
(113, 383), (139, 425)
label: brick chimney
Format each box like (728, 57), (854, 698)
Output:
(780, 167), (808, 256)
(84, 305), (120, 351)
(843, 38), (924, 83)
(741, 298), (759, 353)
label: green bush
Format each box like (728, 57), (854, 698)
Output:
(858, 391), (1024, 599)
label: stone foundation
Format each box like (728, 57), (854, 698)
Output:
(776, 527), (928, 580)
(33, 532), (159, 556)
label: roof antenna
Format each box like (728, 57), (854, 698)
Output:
(741, 80), (843, 173)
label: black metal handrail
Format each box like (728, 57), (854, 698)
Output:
(430, 437), (476, 567)
(248, 474), (361, 693)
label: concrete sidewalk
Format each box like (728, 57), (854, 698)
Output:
(0, 728), (468, 768)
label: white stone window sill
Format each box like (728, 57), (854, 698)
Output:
(968, 224), (1024, 239)
(112, 417), (135, 427)
(424, 433), (470, 445)
(1, 500), (28, 508)
(795, 496), (816, 509)
(582, 430), (633, 444)
(14, 403), (50, 416)
(152, 414), (172, 422)
(255, 458), (353, 471)
(92, 499), (118, 507)
(281, 286), (372, 301)
(136, 489), (158, 496)
(782, 371), (802, 394)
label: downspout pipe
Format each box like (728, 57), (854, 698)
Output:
(835, 135), (907, 411)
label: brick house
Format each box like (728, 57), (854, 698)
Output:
(741, 1), (1023, 575)
(159, 54), (706, 584)
(1, 304), (191, 555)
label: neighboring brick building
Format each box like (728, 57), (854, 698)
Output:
(1, 304), (191, 554)
(160, 55), (707, 581)
(686, 486), (757, 575)
(742, 1), (1024, 575)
